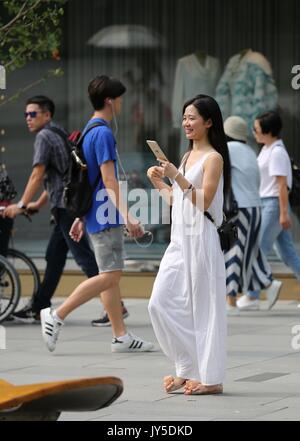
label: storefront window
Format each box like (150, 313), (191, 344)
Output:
(2, 0), (300, 258)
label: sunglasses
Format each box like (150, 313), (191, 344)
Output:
(24, 111), (43, 118)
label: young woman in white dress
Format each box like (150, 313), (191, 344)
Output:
(147, 94), (231, 395)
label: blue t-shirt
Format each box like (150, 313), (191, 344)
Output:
(82, 118), (122, 234)
(228, 141), (261, 208)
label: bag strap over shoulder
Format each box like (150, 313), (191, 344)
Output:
(45, 126), (71, 177)
(77, 122), (108, 194)
(204, 210), (227, 228)
(181, 151), (191, 176)
(77, 122), (106, 190)
(47, 122), (105, 151)
(181, 150), (218, 176)
(48, 122), (105, 183)
(77, 121), (106, 146)
(204, 211), (215, 224)
(46, 126), (71, 154)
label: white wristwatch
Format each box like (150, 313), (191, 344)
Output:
(17, 200), (27, 210)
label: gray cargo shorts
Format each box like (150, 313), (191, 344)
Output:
(89, 226), (125, 273)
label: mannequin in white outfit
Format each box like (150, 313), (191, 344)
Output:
(172, 52), (221, 157)
(147, 94), (230, 395)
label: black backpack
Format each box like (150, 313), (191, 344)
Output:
(289, 158), (300, 209)
(48, 122), (105, 218)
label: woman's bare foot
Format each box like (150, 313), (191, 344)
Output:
(163, 376), (187, 393)
(184, 380), (223, 395)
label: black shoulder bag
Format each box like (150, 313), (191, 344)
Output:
(181, 152), (238, 252)
(204, 211), (238, 252)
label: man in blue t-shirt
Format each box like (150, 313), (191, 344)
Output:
(40, 75), (154, 353)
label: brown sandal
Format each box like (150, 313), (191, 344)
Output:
(184, 381), (223, 395)
(164, 376), (187, 393)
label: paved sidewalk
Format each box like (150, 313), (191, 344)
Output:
(1, 298), (300, 421)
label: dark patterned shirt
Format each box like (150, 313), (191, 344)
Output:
(32, 121), (69, 208)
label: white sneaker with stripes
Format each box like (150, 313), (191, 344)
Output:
(111, 332), (154, 353)
(41, 307), (64, 352)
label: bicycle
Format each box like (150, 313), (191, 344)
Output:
(0, 209), (41, 322)
(0, 254), (21, 323)
(6, 248), (40, 298)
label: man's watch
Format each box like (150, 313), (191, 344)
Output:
(17, 200), (27, 210)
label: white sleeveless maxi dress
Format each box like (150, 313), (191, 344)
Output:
(149, 152), (227, 385)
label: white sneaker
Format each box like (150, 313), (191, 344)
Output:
(265, 280), (282, 310)
(226, 304), (240, 316)
(41, 308), (64, 352)
(236, 295), (260, 311)
(111, 332), (154, 353)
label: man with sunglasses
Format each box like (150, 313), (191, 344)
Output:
(4, 95), (129, 324)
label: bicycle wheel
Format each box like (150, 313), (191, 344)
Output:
(0, 255), (21, 323)
(7, 249), (41, 298)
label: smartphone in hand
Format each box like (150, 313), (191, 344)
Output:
(146, 140), (169, 162)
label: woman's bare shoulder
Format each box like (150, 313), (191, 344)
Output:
(205, 151), (224, 165)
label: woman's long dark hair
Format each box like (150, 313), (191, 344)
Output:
(182, 94), (231, 198)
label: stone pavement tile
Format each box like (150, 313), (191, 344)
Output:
(205, 389), (298, 420)
(227, 353), (281, 370)
(226, 363), (299, 386)
(258, 358), (300, 374)
(59, 391), (295, 421)
(235, 372), (289, 382)
(227, 333), (293, 349)
(60, 369), (300, 421)
(228, 322), (297, 338)
(61, 411), (114, 421)
(1, 298), (300, 421)
(259, 372), (300, 386)
(60, 398), (217, 421)
(253, 396), (300, 421)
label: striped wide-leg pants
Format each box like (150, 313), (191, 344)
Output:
(225, 207), (272, 297)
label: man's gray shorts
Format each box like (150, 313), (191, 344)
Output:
(89, 226), (125, 273)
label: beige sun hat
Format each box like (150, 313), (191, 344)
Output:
(224, 116), (248, 142)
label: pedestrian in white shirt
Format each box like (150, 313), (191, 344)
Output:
(241, 111), (300, 308)
(223, 116), (282, 314)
